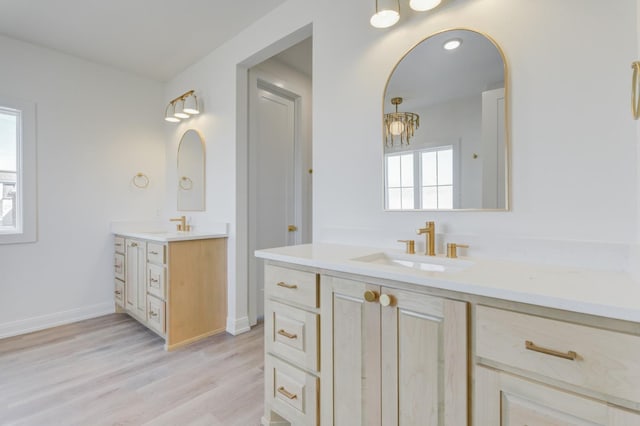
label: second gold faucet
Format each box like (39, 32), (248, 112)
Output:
(416, 221), (436, 256)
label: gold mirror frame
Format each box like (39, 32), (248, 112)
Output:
(382, 28), (511, 212)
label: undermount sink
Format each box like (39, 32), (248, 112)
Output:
(351, 251), (473, 272)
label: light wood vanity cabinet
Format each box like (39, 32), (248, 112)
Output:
(321, 276), (467, 426)
(114, 235), (227, 350)
(474, 306), (640, 425)
(261, 260), (640, 426)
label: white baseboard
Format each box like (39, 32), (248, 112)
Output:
(0, 302), (115, 339)
(226, 315), (251, 336)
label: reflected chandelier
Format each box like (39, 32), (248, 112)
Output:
(384, 97), (419, 147)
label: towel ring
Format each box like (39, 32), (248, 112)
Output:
(132, 173), (149, 189)
(632, 61), (640, 119)
(179, 176), (193, 190)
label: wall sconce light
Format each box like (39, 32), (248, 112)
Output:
(385, 97), (419, 146)
(164, 90), (200, 123)
(371, 0), (442, 28)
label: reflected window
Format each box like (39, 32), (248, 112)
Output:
(385, 145), (453, 210)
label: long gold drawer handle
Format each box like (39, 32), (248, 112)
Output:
(277, 386), (297, 400)
(277, 329), (298, 339)
(276, 281), (298, 289)
(525, 340), (577, 361)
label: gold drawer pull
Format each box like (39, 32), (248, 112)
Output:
(277, 329), (298, 339)
(525, 340), (577, 361)
(130, 242), (138, 247)
(149, 251), (159, 255)
(149, 311), (158, 318)
(277, 386), (297, 400)
(150, 278), (159, 283)
(276, 281), (298, 289)
(114, 290), (122, 295)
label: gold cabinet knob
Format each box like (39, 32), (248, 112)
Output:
(364, 290), (379, 302)
(379, 294), (394, 307)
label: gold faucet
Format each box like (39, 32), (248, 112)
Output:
(447, 243), (469, 259)
(416, 221), (436, 256)
(398, 240), (416, 254)
(170, 215), (190, 231)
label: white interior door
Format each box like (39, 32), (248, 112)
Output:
(249, 79), (299, 323)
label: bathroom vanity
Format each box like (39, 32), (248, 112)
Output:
(257, 243), (640, 426)
(113, 230), (227, 350)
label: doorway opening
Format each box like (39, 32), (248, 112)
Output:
(236, 28), (312, 330)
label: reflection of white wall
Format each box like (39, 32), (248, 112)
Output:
(409, 95), (482, 209)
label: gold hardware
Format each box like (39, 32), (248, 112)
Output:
(416, 221), (436, 256)
(525, 340), (577, 361)
(130, 242), (138, 247)
(277, 386), (297, 400)
(447, 243), (469, 259)
(308, 169), (313, 174)
(149, 311), (158, 318)
(364, 290), (379, 302)
(132, 172), (149, 189)
(276, 281), (298, 289)
(473, 153), (478, 159)
(385, 97), (420, 147)
(287, 225), (298, 232)
(114, 290), (121, 295)
(398, 239), (415, 254)
(632, 62), (640, 119)
(277, 329), (298, 339)
(170, 216), (190, 231)
(379, 294), (394, 307)
(150, 251), (158, 255)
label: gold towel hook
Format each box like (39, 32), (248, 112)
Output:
(631, 61), (640, 119)
(132, 172), (149, 189)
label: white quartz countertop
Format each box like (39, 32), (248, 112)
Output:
(115, 230), (227, 242)
(255, 243), (640, 323)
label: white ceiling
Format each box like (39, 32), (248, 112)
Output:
(0, 0), (287, 82)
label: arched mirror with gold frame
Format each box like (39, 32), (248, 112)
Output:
(383, 28), (509, 211)
(177, 129), (205, 211)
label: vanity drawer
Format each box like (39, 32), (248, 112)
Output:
(147, 243), (165, 265)
(114, 253), (125, 281)
(266, 300), (319, 371)
(265, 265), (318, 308)
(147, 295), (165, 335)
(476, 305), (640, 404)
(114, 280), (124, 308)
(266, 354), (318, 425)
(114, 236), (125, 254)
(147, 263), (166, 300)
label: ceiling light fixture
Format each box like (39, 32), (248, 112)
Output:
(164, 90), (200, 123)
(371, 0), (442, 28)
(385, 97), (419, 146)
(370, 0), (400, 28)
(443, 38), (462, 50)
(409, 0), (442, 12)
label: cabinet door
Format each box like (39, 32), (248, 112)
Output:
(475, 366), (640, 425)
(125, 239), (146, 318)
(380, 287), (467, 426)
(321, 276), (381, 426)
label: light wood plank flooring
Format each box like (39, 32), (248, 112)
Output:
(0, 314), (264, 426)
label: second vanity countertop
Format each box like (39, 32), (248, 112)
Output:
(255, 243), (640, 323)
(115, 230), (227, 242)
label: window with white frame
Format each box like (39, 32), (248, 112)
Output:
(0, 97), (36, 244)
(385, 145), (454, 210)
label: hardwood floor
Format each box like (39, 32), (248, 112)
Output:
(0, 314), (265, 426)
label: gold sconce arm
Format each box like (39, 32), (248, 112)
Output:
(632, 61), (640, 120)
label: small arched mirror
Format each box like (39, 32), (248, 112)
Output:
(177, 129), (205, 211)
(383, 29), (509, 211)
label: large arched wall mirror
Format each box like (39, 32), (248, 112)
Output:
(177, 129), (205, 211)
(383, 29), (509, 211)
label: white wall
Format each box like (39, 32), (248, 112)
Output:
(165, 0), (638, 329)
(0, 35), (165, 337)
